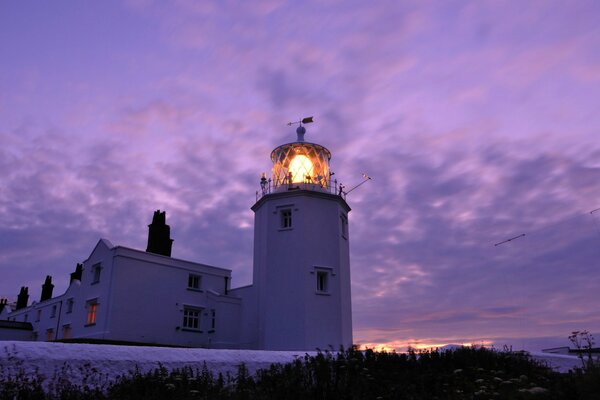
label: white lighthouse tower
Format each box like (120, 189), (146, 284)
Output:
(251, 122), (353, 350)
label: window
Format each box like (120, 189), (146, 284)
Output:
(340, 214), (348, 238)
(62, 324), (72, 340)
(183, 307), (201, 330)
(188, 274), (201, 290)
(66, 298), (74, 314)
(46, 329), (54, 341)
(36, 310), (41, 322)
(280, 209), (292, 229)
(32, 331), (38, 341)
(91, 263), (102, 284)
(51, 305), (57, 318)
(211, 310), (216, 330)
(316, 270), (329, 293)
(24, 313), (28, 322)
(86, 299), (98, 326)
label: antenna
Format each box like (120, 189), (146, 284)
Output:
(494, 233), (525, 247)
(344, 173), (372, 195)
(287, 116), (314, 126)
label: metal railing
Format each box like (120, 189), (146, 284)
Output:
(255, 178), (347, 202)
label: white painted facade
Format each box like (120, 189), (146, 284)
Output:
(2, 127), (353, 350)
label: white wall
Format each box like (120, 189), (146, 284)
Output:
(252, 189), (353, 350)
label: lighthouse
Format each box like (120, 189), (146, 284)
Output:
(251, 122), (353, 350)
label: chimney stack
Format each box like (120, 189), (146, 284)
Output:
(41, 275), (54, 302)
(0, 298), (8, 314)
(146, 210), (173, 257)
(70, 263), (83, 283)
(16, 287), (29, 310)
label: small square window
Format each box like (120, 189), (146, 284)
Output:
(183, 307), (201, 330)
(91, 263), (102, 284)
(280, 209), (292, 229)
(316, 270), (329, 293)
(188, 274), (201, 290)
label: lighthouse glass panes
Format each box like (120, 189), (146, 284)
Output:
(271, 143), (331, 188)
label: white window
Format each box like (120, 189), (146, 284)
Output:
(66, 298), (74, 314)
(316, 270), (330, 293)
(91, 263), (102, 284)
(86, 299), (98, 326)
(183, 307), (201, 330)
(51, 305), (57, 318)
(340, 214), (348, 238)
(280, 209), (292, 229)
(188, 274), (201, 290)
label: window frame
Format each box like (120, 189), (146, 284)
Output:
(187, 274), (202, 291)
(340, 213), (348, 239)
(85, 299), (98, 326)
(182, 306), (202, 331)
(91, 263), (102, 284)
(313, 267), (334, 295)
(280, 208), (293, 229)
(66, 298), (74, 314)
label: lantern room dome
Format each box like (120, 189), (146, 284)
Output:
(269, 126), (332, 191)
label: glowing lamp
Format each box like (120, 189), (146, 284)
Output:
(288, 154), (314, 183)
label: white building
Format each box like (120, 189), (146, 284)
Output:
(0, 125), (353, 351)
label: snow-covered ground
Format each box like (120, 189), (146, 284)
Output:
(0, 341), (584, 390)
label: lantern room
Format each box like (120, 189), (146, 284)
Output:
(269, 125), (332, 191)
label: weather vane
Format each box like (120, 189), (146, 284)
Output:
(287, 116), (314, 126)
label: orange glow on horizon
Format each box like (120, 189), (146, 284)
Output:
(357, 339), (495, 353)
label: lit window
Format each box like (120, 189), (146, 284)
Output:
(66, 298), (74, 314)
(316, 270), (329, 293)
(188, 274), (201, 290)
(340, 214), (348, 238)
(281, 209), (292, 229)
(91, 263), (102, 284)
(46, 329), (54, 341)
(62, 324), (72, 340)
(36, 310), (41, 322)
(51, 305), (57, 318)
(86, 300), (98, 326)
(183, 307), (201, 330)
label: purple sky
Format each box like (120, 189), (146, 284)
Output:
(2, 1), (600, 351)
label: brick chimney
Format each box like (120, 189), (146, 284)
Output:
(70, 263), (83, 283)
(16, 287), (29, 310)
(41, 275), (54, 302)
(146, 210), (173, 257)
